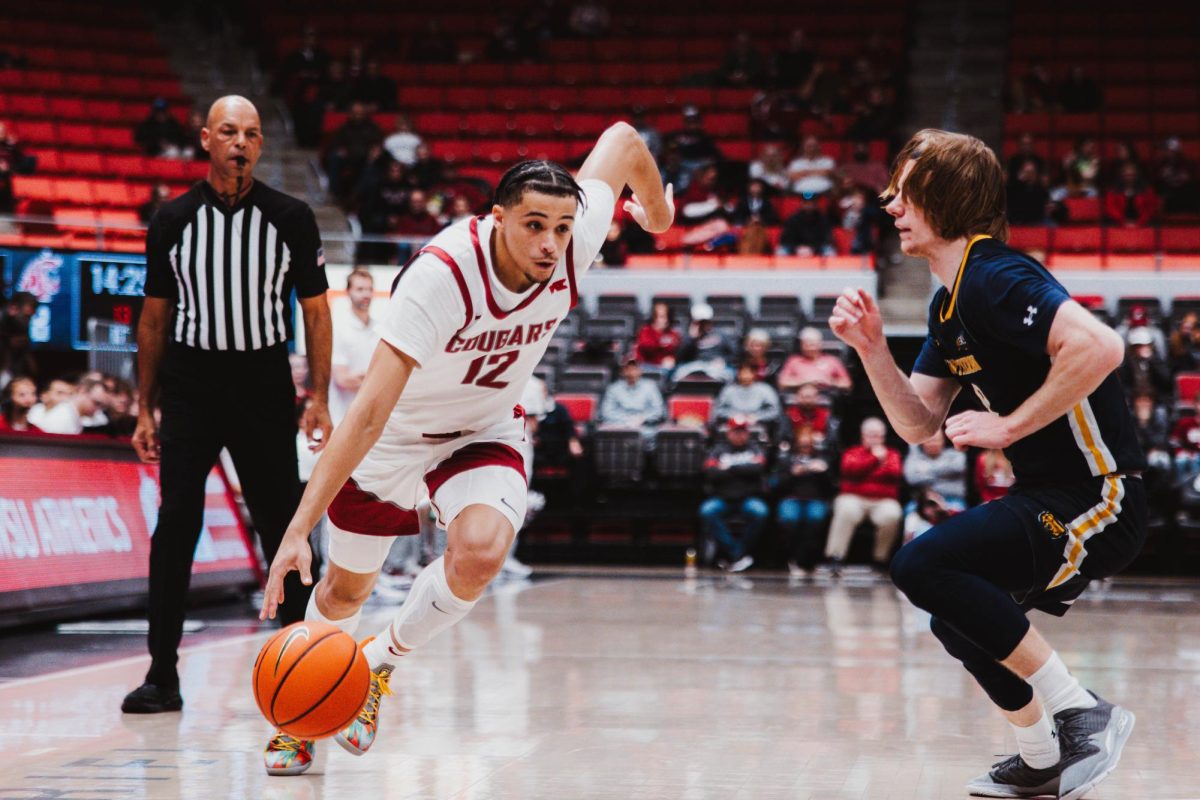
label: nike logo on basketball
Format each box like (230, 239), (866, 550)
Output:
(432, 601), (450, 614)
(549, 279), (568, 293)
(274, 626), (311, 674)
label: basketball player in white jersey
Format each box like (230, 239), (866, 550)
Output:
(258, 122), (674, 774)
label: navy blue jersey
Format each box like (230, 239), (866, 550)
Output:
(912, 236), (1146, 487)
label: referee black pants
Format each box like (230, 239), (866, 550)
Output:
(145, 342), (313, 689)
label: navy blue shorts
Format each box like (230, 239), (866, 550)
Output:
(1001, 474), (1146, 615)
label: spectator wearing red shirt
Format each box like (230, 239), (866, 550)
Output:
(975, 448), (1015, 504)
(1104, 163), (1159, 227)
(1170, 393), (1200, 476)
(0, 376), (41, 432)
(784, 381), (835, 442)
(823, 417), (902, 573)
(634, 301), (682, 368)
(392, 190), (443, 261)
(777, 327), (852, 393)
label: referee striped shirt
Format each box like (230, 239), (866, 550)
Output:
(144, 181), (327, 351)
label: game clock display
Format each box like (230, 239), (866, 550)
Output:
(77, 254), (146, 350)
(1, 247), (147, 352)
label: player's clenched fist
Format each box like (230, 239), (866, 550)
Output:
(828, 287), (884, 352)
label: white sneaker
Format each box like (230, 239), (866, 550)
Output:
(728, 555), (754, 573)
(500, 555), (533, 578)
(787, 561), (812, 579)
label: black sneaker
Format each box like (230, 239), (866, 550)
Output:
(966, 754), (1059, 798)
(1055, 692), (1135, 800)
(121, 682), (183, 713)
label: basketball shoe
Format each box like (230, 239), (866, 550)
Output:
(335, 664), (394, 756)
(965, 754), (1059, 798)
(263, 732), (315, 776)
(1054, 692), (1135, 800)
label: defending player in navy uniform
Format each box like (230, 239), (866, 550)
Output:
(829, 129), (1144, 800)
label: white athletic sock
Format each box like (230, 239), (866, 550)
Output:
(305, 589), (362, 637)
(1027, 651), (1097, 716)
(361, 557), (475, 671)
(1011, 712), (1060, 769)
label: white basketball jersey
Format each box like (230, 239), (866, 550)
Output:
(375, 179), (614, 436)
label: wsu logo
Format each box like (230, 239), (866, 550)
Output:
(17, 250), (64, 303)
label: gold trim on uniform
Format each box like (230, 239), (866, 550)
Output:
(939, 234), (993, 323)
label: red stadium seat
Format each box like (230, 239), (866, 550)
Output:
(48, 97), (88, 120)
(1062, 197), (1102, 223)
(1053, 226), (1103, 252)
(1161, 227), (1200, 252)
(475, 139), (524, 163)
(59, 151), (105, 176)
(555, 394), (597, 424)
(668, 395), (713, 423)
(52, 179), (96, 205)
(12, 176), (56, 202)
(1006, 113), (1051, 135)
(510, 112), (562, 137)
(1008, 226), (1051, 252)
(444, 87), (491, 111)
(56, 124), (97, 149)
(1071, 294), (1106, 310)
(1106, 227), (1156, 252)
(397, 87), (443, 109)
(7, 94), (49, 116)
(14, 120), (56, 145)
(95, 127), (136, 151)
(461, 113), (509, 137)
(1177, 374), (1200, 404)
(1153, 113), (1200, 136)
(1054, 114), (1101, 136)
(92, 181), (135, 208)
(27, 148), (62, 173)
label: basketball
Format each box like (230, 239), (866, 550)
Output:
(252, 621), (371, 740)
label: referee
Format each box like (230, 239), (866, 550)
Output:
(122, 96), (333, 714)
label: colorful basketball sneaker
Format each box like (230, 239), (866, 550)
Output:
(335, 664), (393, 756)
(1055, 692), (1135, 800)
(966, 753), (1060, 798)
(263, 731), (315, 776)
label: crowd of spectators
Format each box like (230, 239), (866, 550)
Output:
(1114, 303), (1200, 508)
(1006, 64), (1200, 225)
(268, 21), (900, 263)
(545, 299), (1022, 574)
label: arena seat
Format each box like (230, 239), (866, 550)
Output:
(555, 394), (598, 426)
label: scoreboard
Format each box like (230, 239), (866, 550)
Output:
(1, 247), (147, 352)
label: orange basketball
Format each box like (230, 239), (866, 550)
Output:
(252, 621), (371, 739)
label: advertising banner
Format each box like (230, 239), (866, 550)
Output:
(0, 436), (259, 623)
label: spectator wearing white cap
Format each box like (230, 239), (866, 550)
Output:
(1118, 325), (1171, 404)
(673, 302), (738, 382)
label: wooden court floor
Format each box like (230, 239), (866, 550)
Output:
(0, 573), (1197, 799)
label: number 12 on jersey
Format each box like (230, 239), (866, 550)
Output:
(462, 351), (519, 389)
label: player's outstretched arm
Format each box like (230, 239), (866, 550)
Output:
(260, 340), (416, 620)
(830, 287), (960, 444)
(946, 301), (1125, 450)
(577, 122), (674, 233)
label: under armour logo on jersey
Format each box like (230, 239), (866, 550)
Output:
(548, 279), (568, 293)
(1023, 305), (1038, 326)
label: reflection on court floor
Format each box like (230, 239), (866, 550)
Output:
(0, 574), (1196, 799)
